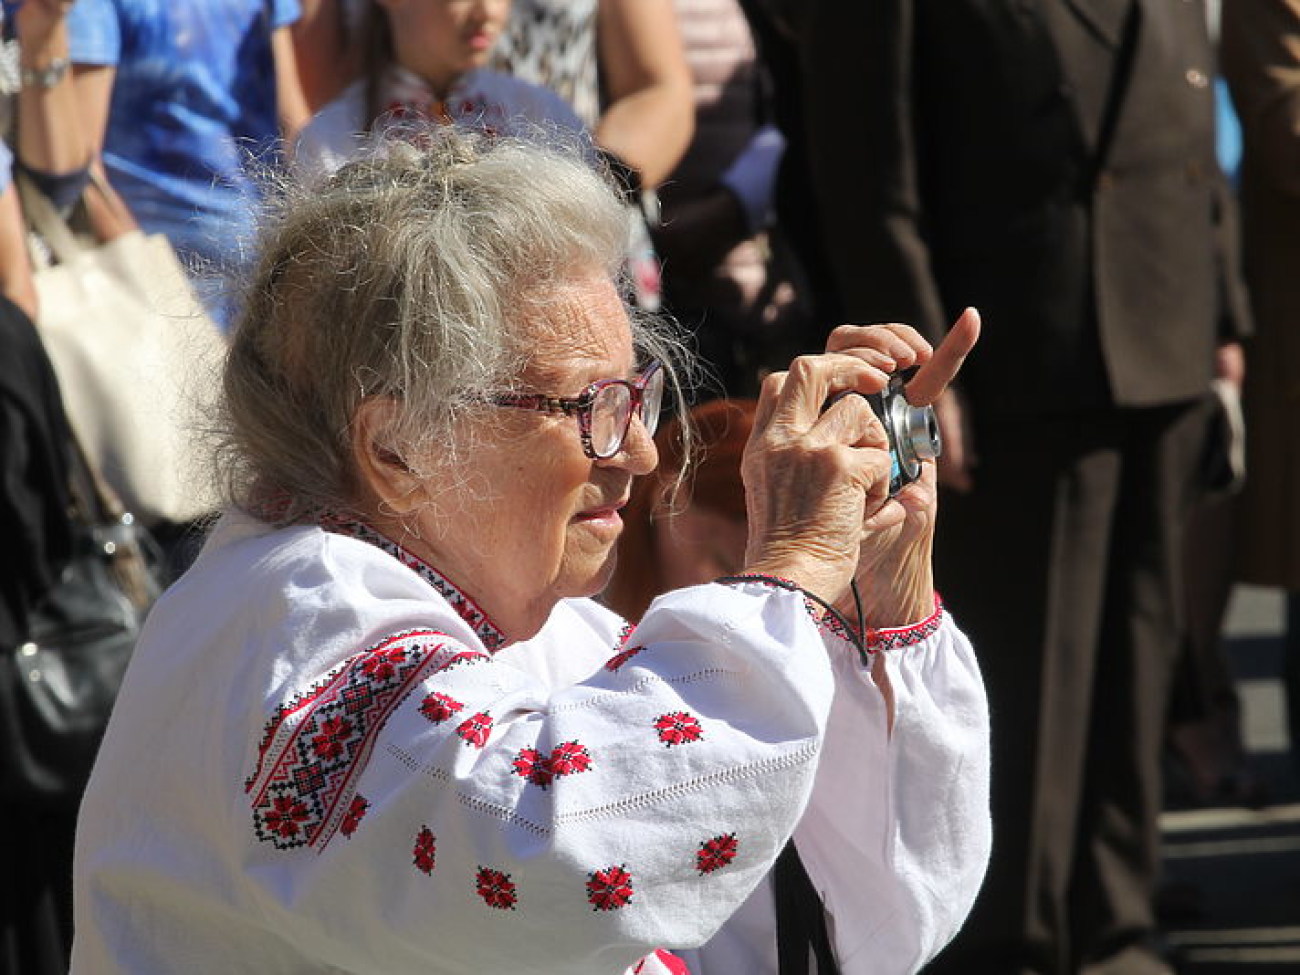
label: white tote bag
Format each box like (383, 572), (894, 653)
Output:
(20, 174), (225, 525)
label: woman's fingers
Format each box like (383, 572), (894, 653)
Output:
(903, 307), (981, 405)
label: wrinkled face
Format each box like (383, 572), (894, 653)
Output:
(382, 0), (511, 92)
(411, 269), (659, 640)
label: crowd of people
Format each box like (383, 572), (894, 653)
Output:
(0, 1), (1296, 974)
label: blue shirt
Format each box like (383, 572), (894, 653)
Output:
(67, 0), (299, 283)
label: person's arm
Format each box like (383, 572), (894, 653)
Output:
(594, 0), (694, 188)
(272, 24), (312, 147)
(14, 0), (88, 176)
(290, 0), (362, 112)
(0, 179), (38, 321)
(69, 62), (137, 240)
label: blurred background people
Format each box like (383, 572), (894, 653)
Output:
(651, 0), (811, 398)
(1, 4), (103, 972)
(489, 0), (693, 309)
(603, 396), (754, 622)
(293, 0), (585, 184)
(785, 1), (1253, 972)
(65, 0), (310, 331)
(1221, 0), (1300, 790)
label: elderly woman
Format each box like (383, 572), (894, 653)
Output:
(70, 132), (989, 975)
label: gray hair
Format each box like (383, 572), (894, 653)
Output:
(215, 129), (694, 522)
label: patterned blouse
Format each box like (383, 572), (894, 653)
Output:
(70, 507), (990, 974)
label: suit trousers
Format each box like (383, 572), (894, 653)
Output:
(926, 399), (1210, 975)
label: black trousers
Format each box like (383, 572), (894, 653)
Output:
(925, 400), (1210, 975)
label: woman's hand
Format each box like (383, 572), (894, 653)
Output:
(825, 309), (981, 627)
(738, 350), (899, 609)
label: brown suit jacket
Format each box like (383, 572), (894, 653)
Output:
(799, 0), (1251, 414)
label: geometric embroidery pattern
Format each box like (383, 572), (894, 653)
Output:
(695, 833), (738, 874)
(586, 864), (634, 911)
(866, 595), (945, 654)
(247, 629), (485, 851)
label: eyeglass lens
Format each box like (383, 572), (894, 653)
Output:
(590, 367), (665, 458)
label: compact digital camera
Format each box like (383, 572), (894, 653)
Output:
(835, 370), (941, 496)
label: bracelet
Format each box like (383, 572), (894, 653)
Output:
(714, 574), (869, 664)
(21, 57), (70, 89)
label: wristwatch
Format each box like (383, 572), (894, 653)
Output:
(21, 56), (70, 89)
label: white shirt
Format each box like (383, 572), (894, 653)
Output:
(293, 66), (589, 186)
(71, 509), (990, 974)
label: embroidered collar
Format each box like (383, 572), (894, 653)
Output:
(319, 514), (508, 654)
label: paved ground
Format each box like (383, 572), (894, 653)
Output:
(1159, 586), (1300, 973)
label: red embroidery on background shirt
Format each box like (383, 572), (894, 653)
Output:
(696, 833), (739, 874)
(512, 748), (554, 787)
(586, 865), (635, 911)
(413, 826), (437, 874)
(340, 794), (370, 838)
(476, 867), (518, 910)
(654, 711), (704, 747)
(247, 629), (468, 851)
(549, 740), (592, 776)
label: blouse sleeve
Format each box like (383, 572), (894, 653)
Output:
(793, 599), (991, 975)
(240, 579), (843, 974)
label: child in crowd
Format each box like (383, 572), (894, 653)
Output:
(294, 0), (584, 182)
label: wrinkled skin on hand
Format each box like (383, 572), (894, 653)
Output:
(738, 309), (980, 628)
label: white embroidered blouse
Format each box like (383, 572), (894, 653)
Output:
(70, 509), (990, 974)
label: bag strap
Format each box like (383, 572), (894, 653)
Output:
(14, 166), (86, 266)
(774, 841), (841, 975)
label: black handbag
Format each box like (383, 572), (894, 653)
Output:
(5, 437), (162, 804)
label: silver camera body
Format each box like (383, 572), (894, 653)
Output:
(862, 371), (941, 495)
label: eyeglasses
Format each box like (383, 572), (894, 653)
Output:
(491, 360), (665, 459)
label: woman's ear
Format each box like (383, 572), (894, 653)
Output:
(352, 396), (421, 514)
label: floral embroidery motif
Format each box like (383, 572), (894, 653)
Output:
(586, 865), (635, 911)
(696, 833), (739, 874)
(512, 741), (593, 788)
(512, 748), (553, 787)
(654, 711), (704, 747)
(340, 794), (370, 838)
(419, 691), (464, 724)
(549, 741), (592, 776)
(633, 950), (691, 975)
(456, 712), (494, 748)
(262, 795), (310, 840)
(413, 826), (437, 874)
(476, 867), (518, 910)
(247, 629), (464, 851)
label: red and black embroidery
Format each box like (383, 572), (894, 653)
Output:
(247, 629), (463, 851)
(476, 867), (518, 910)
(413, 826), (437, 874)
(866, 594), (945, 654)
(633, 950), (691, 975)
(654, 711), (704, 747)
(340, 794), (370, 838)
(586, 865), (635, 911)
(605, 644), (642, 672)
(456, 711), (494, 748)
(512, 741), (593, 788)
(696, 833), (739, 874)
(419, 691), (464, 724)
(322, 518), (507, 653)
